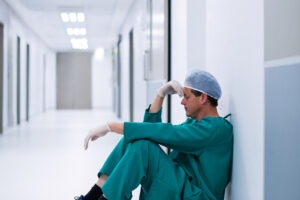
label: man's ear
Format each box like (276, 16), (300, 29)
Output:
(200, 93), (208, 104)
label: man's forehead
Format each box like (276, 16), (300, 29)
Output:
(183, 87), (192, 94)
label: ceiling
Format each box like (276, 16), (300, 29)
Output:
(4, 0), (135, 52)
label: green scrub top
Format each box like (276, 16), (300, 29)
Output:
(123, 106), (233, 200)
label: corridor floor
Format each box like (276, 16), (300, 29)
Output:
(0, 110), (139, 200)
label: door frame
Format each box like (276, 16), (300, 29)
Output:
(129, 29), (134, 122)
(16, 36), (21, 125)
(0, 23), (4, 133)
(26, 44), (30, 121)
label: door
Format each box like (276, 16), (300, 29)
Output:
(166, 0), (171, 122)
(0, 23), (4, 133)
(16, 36), (20, 125)
(57, 53), (92, 109)
(26, 44), (30, 121)
(117, 36), (122, 118)
(129, 30), (134, 122)
(112, 35), (122, 118)
(143, 0), (170, 121)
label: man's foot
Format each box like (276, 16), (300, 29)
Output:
(74, 195), (84, 200)
(74, 195), (85, 200)
(98, 195), (107, 200)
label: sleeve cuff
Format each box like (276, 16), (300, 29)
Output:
(123, 122), (137, 144)
(143, 104), (162, 122)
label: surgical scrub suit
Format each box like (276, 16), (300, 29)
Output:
(98, 106), (233, 200)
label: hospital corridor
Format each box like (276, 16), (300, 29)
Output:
(0, 110), (131, 199)
(0, 0), (300, 200)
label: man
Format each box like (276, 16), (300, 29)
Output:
(75, 69), (233, 200)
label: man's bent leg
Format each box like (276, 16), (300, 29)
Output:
(97, 137), (128, 178)
(96, 174), (108, 188)
(101, 140), (185, 200)
(80, 138), (127, 200)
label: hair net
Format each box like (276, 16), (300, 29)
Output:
(184, 69), (222, 100)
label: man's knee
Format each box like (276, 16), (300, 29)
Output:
(128, 139), (159, 154)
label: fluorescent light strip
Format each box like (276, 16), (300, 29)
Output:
(77, 13), (85, 22)
(66, 28), (87, 36)
(70, 38), (88, 49)
(61, 12), (69, 22)
(67, 28), (73, 35)
(61, 12), (85, 23)
(80, 28), (87, 35)
(69, 12), (77, 22)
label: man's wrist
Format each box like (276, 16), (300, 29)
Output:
(105, 122), (111, 132)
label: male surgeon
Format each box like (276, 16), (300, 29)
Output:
(75, 69), (233, 200)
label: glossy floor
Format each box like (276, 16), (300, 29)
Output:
(0, 110), (139, 200)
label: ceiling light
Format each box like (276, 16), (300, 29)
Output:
(77, 13), (85, 22)
(94, 48), (105, 61)
(74, 28), (80, 36)
(79, 28), (87, 35)
(66, 28), (87, 36)
(66, 28), (73, 35)
(70, 37), (88, 49)
(69, 12), (77, 22)
(60, 12), (69, 22)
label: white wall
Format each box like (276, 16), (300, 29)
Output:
(45, 53), (56, 110)
(92, 49), (113, 109)
(171, 0), (265, 199)
(0, 0), (56, 130)
(187, 0), (206, 70)
(265, 0), (300, 61)
(171, 0), (188, 125)
(0, 0), (9, 129)
(118, 1), (148, 122)
(206, 1), (264, 200)
(119, 36), (130, 122)
(264, 0), (300, 199)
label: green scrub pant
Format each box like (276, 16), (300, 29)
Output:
(98, 138), (203, 200)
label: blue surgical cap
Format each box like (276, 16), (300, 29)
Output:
(184, 69), (222, 100)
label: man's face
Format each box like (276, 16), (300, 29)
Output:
(181, 88), (203, 118)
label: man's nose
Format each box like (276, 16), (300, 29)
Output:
(181, 98), (185, 105)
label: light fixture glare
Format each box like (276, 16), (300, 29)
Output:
(70, 37), (88, 49)
(60, 12), (69, 22)
(80, 28), (87, 35)
(69, 12), (77, 22)
(77, 13), (85, 22)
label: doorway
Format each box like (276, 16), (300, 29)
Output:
(0, 23), (4, 133)
(129, 29), (134, 122)
(16, 36), (21, 125)
(26, 44), (30, 121)
(56, 53), (92, 109)
(117, 35), (122, 118)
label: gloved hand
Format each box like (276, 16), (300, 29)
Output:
(84, 123), (111, 150)
(158, 80), (184, 97)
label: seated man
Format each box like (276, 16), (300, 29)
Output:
(75, 69), (233, 200)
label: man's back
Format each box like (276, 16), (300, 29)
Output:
(169, 117), (233, 199)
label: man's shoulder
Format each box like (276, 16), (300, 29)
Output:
(199, 117), (233, 133)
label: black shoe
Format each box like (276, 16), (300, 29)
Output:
(98, 195), (107, 200)
(74, 195), (84, 200)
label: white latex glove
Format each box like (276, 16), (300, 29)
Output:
(158, 80), (184, 97)
(84, 123), (111, 150)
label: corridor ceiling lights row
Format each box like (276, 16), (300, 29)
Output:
(60, 11), (88, 50)
(71, 38), (88, 50)
(67, 28), (87, 36)
(60, 12), (85, 23)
